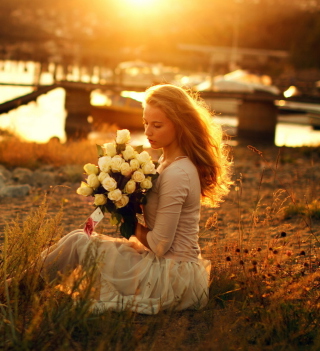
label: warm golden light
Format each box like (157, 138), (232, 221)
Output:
(119, 0), (161, 16)
(283, 86), (299, 98)
(124, 0), (157, 7)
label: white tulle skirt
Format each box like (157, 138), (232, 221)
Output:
(41, 230), (211, 315)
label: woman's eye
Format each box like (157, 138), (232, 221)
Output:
(154, 125), (161, 129)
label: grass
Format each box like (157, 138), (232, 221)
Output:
(1, 137), (320, 350)
(0, 132), (114, 170)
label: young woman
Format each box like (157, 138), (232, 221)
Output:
(22, 84), (232, 314)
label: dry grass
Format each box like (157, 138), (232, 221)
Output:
(0, 133), (116, 169)
(1, 137), (320, 350)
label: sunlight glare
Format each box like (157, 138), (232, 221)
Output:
(125, 0), (157, 7)
(120, 0), (161, 15)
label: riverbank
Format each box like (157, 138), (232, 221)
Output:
(1, 144), (319, 239)
(1, 144), (320, 350)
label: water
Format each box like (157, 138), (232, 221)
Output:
(0, 60), (320, 147)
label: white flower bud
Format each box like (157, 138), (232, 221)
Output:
(76, 182), (93, 196)
(115, 195), (130, 208)
(124, 179), (136, 194)
(142, 161), (156, 175)
(116, 129), (131, 144)
(136, 151), (151, 165)
(98, 156), (112, 173)
(94, 194), (107, 206)
(83, 163), (99, 175)
(108, 189), (122, 201)
(130, 158), (140, 171)
(102, 176), (117, 191)
(87, 174), (100, 188)
(98, 171), (109, 182)
(122, 144), (135, 160)
(103, 143), (117, 157)
(140, 176), (153, 189)
(120, 162), (133, 177)
(111, 156), (125, 172)
(131, 170), (145, 183)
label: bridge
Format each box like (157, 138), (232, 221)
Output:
(0, 63), (319, 144)
(0, 79), (317, 144)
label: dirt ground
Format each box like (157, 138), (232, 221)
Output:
(1, 145), (319, 261)
(1, 145), (320, 350)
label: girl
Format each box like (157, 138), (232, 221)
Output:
(18, 84), (232, 314)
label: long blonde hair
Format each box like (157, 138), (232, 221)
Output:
(143, 84), (232, 207)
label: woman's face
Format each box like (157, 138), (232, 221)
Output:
(143, 103), (178, 150)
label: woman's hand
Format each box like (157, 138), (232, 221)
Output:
(134, 223), (152, 250)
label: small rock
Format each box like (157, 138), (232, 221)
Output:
(33, 170), (56, 187)
(0, 184), (31, 197)
(0, 165), (12, 182)
(59, 165), (83, 183)
(0, 173), (6, 188)
(13, 168), (33, 184)
(39, 165), (55, 172)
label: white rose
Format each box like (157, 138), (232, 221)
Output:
(120, 162), (133, 177)
(98, 171), (109, 182)
(132, 170), (145, 183)
(108, 189), (122, 202)
(98, 156), (112, 173)
(142, 161), (156, 175)
(103, 143), (117, 157)
(116, 129), (131, 144)
(136, 151), (151, 165)
(111, 156), (125, 172)
(124, 179), (136, 194)
(83, 163), (99, 175)
(76, 182), (93, 196)
(87, 174), (100, 188)
(130, 158), (140, 171)
(140, 176), (153, 189)
(94, 194), (107, 206)
(102, 176), (117, 191)
(122, 145), (135, 161)
(115, 195), (130, 208)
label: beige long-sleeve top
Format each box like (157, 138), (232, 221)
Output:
(144, 157), (202, 262)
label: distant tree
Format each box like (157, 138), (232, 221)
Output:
(290, 11), (320, 68)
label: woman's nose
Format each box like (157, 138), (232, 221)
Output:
(144, 125), (152, 136)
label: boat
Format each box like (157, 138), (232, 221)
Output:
(308, 110), (320, 130)
(90, 94), (143, 130)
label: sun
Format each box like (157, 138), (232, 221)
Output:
(116, 0), (163, 17)
(124, 0), (159, 9)
(124, 0), (158, 7)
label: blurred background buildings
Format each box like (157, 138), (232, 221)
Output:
(1, 0), (320, 93)
(1, 0), (320, 145)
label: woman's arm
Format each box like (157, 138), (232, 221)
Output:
(134, 222), (152, 250)
(140, 166), (190, 257)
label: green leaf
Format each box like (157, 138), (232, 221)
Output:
(116, 143), (126, 154)
(134, 145), (144, 154)
(96, 144), (104, 157)
(140, 194), (147, 205)
(110, 212), (122, 226)
(100, 205), (107, 214)
(120, 219), (136, 240)
(106, 201), (116, 214)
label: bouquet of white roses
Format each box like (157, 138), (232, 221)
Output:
(76, 129), (158, 239)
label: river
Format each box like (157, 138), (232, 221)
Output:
(0, 60), (320, 147)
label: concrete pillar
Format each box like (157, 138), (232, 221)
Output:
(64, 87), (92, 139)
(237, 99), (278, 145)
